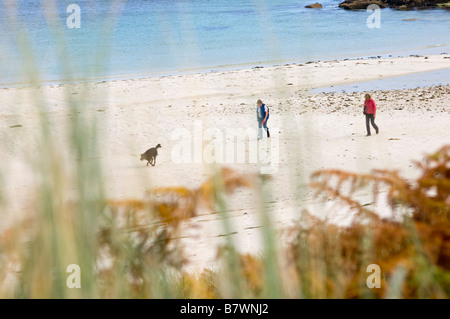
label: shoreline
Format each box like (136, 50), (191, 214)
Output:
(1, 49), (449, 90)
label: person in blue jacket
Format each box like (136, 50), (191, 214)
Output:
(256, 99), (270, 140)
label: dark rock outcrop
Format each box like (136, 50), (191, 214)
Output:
(339, 0), (447, 9)
(437, 1), (450, 8)
(339, 0), (387, 10)
(305, 2), (323, 8)
(389, 0), (446, 9)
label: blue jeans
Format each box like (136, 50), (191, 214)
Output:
(258, 119), (268, 139)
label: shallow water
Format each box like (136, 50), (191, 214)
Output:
(0, 0), (449, 86)
(310, 67), (450, 93)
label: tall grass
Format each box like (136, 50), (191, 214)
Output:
(0, 1), (449, 299)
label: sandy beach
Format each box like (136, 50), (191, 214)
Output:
(1, 53), (449, 272)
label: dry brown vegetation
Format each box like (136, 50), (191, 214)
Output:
(0, 147), (449, 298)
(175, 145), (450, 298)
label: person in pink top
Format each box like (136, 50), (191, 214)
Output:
(363, 93), (379, 136)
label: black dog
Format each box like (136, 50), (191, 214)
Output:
(140, 144), (161, 166)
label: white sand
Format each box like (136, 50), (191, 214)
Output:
(1, 54), (449, 271)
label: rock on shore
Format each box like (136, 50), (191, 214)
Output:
(339, 0), (448, 10)
(305, 3), (323, 8)
(339, 0), (387, 9)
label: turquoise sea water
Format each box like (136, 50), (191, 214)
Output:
(0, 0), (449, 86)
